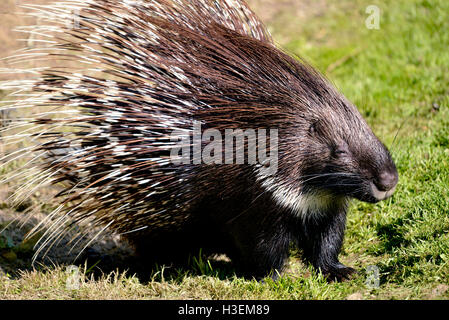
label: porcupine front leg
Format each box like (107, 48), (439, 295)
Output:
(296, 206), (356, 282)
(227, 216), (292, 281)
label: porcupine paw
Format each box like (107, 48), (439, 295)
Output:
(322, 264), (357, 282)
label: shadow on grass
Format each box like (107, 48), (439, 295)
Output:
(0, 216), (238, 283)
(374, 210), (414, 253)
(0, 243), (239, 284)
(84, 250), (239, 284)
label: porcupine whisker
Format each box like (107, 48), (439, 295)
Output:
(298, 172), (356, 179)
(389, 111), (413, 157)
(294, 173), (359, 185)
(323, 183), (362, 188)
(320, 172), (359, 181)
(300, 172), (358, 181)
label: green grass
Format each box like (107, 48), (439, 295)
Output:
(0, 0), (448, 299)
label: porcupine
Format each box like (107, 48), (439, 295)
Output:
(0, 0), (398, 281)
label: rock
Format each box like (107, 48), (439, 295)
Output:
(429, 284), (449, 299)
(346, 292), (363, 300)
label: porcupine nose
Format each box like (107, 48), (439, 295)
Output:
(375, 170), (398, 192)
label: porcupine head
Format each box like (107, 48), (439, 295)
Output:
(0, 0), (398, 280)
